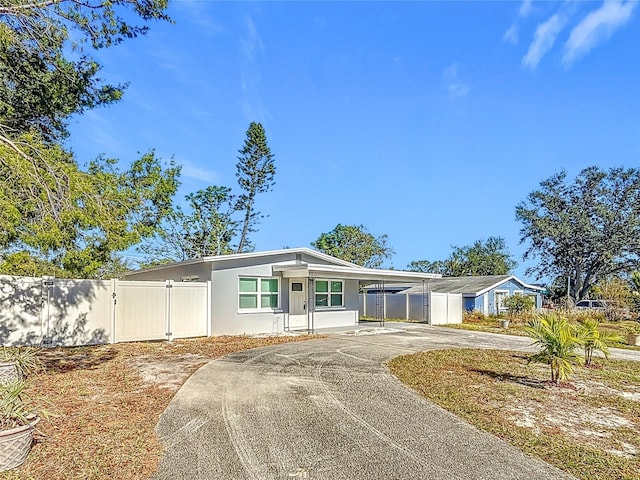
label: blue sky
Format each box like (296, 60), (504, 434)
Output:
(67, 0), (640, 278)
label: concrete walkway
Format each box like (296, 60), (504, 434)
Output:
(153, 324), (639, 479)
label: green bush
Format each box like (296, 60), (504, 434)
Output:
(504, 293), (535, 317)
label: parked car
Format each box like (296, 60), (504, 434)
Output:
(575, 300), (607, 310)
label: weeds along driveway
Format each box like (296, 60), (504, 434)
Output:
(153, 325), (632, 480)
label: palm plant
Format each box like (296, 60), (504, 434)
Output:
(0, 380), (38, 430)
(1, 347), (44, 380)
(525, 313), (581, 383)
(577, 319), (622, 366)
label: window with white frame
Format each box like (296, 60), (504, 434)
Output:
(315, 279), (344, 307)
(238, 277), (279, 310)
(495, 291), (509, 311)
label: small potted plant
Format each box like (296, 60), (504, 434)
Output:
(0, 347), (43, 386)
(0, 380), (42, 471)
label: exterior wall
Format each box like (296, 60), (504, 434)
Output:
(311, 279), (359, 329)
(486, 279), (541, 315)
(210, 264), (284, 335)
(125, 262), (211, 283)
(464, 297), (476, 312)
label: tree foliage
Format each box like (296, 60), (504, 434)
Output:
(629, 271), (640, 313)
(516, 166), (640, 301)
(235, 122), (275, 253)
(311, 224), (394, 268)
(0, 150), (179, 278)
(139, 185), (238, 265)
(1, 0), (169, 147)
(407, 237), (516, 276)
(0, 0), (173, 278)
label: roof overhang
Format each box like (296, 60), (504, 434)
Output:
(475, 275), (547, 296)
(271, 263), (440, 283)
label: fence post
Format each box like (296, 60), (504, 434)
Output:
(405, 293), (409, 321)
(166, 280), (173, 341)
(111, 278), (117, 344)
(206, 280), (212, 337)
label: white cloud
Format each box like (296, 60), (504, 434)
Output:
(503, 23), (519, 43)
(238, 15), (270, 123)
(503, 0), (535, 43)
(443, 63), (471, 99)
(241, 16), (265, 64)
(179, 159), (220, 184)
(519, 0), (534, 18)
(563, 0), (636, 65)
(522, 14), (568, 69)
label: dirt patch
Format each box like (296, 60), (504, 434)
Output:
(129, 353), (209, 391)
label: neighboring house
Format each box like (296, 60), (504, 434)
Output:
(125, 248), (440, 335)
(396, 275), (544, 315)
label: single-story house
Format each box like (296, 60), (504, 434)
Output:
(125, 248), (440, 335)
(393, 275), (545, 315)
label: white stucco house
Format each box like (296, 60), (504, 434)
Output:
(125, 248), (440, 335)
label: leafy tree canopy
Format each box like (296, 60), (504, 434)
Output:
(311, 224), (394, 268)
(138, 185), (238, 266)
(407, 237), (516, 276)
(0, 0), (173, 278)
(1, 0), (169, 144)
(516, 166), (640, 301)
(0, 149), (179, 278)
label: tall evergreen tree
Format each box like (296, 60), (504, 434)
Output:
(235, 122), (276, 253)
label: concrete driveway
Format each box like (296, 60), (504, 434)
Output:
(154, 324), (638, 479)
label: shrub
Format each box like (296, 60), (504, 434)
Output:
(525, 313), (581, 383)
(504, 293), (535, 317)
(576, 319), (622, 366)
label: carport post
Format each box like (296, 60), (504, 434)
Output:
(307, 277), (315, 334)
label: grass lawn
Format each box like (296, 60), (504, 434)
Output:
(2, 334), (318, 480)
(389, 348), (640, 480)
(446, 312), (640, 351)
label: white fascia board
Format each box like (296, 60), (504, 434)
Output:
(272, 263), (441, 282)
(126, 247), (358, 276)
(474, 276), (516, 296)
(200, 247), (359, 268)
(475, 276), (545, 296)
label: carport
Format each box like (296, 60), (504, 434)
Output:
(271, 262), (449, 331)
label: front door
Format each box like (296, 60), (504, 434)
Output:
(289, 279), (307, 330)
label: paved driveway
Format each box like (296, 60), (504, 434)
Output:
(154, 325), (638, 479)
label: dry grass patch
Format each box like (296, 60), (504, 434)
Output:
(389, 348), (640, 480)
(1, 335), (319, 480)
(447, 311), (640, 351)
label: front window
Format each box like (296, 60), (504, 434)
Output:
(239, 277), (279, 310)
(495, 291), (509, 311)
(315, 279), (343, 307)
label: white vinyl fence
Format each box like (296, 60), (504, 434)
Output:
(359, 292), (462, 325)
(0, 275), (211, 347)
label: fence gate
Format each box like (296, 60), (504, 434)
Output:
(114, 280), (210, 343)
